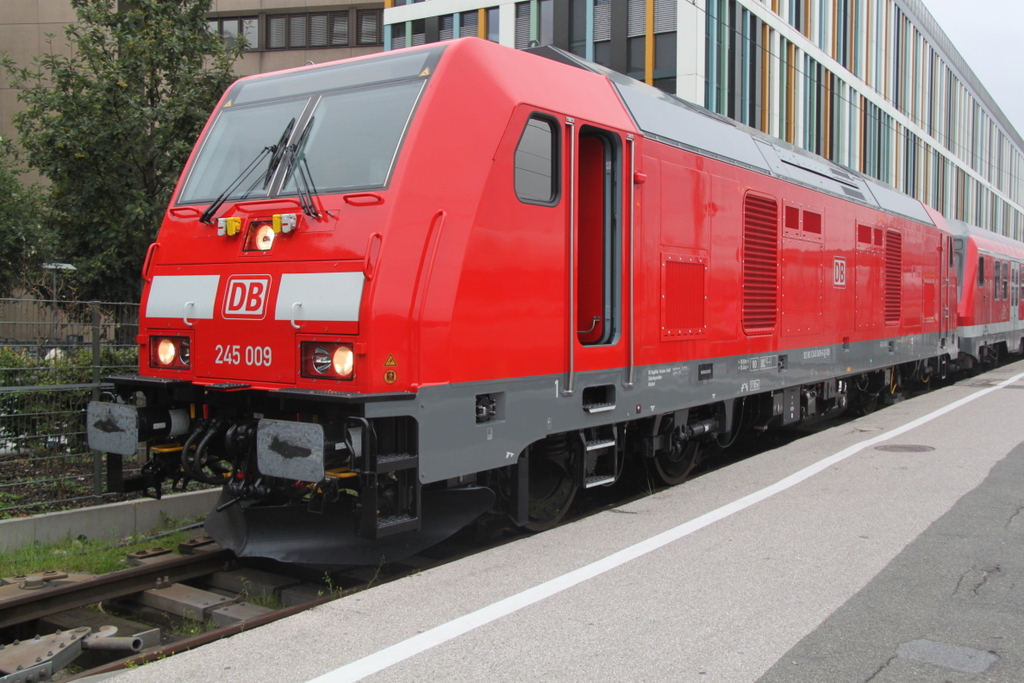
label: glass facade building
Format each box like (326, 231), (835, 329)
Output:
(383, 0), (1024, 238)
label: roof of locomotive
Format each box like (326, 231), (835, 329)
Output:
(527, 45), (934, 227)
(946, 218), (1024, 256)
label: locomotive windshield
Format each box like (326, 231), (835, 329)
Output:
(177, 47), (445, 205)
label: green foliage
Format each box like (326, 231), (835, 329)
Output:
(0, 345), (138, 455)
(0, 139), (47, 295)
(1, 0), (242, 303)
(0, 517), (203, 576)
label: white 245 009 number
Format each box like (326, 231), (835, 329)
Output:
(215, 344), (272, 367)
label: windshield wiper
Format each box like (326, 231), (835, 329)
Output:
(281, 119), (322, 219)
(199, 118), (296, 225)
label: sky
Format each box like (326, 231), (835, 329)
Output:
(922, 0), (1024, 138)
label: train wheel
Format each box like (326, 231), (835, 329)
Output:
(525, 434), (579, 531)
(652, 436), (701, 486)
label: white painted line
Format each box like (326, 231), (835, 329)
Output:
(308, 370), (1024, 683)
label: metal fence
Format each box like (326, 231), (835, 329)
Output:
(0, 298), (140, 518)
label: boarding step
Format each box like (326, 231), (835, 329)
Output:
(583, 402), (616, 414)
(585, 438), (616, 452)
(584, 475), (617, 489)
(375, 453), (418, 473)
(579, 425), (619, 489)
(378, 514), (419, 535)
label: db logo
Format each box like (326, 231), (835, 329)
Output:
(833, 257), (847, 288)
(223, 275), (271, 318)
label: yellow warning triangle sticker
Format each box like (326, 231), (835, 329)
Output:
(384, 354), (397, 367)
(419, 67), (431, 76)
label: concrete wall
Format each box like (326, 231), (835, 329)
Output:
(0, 0), (77, 139)
(0, 488), (221, 553)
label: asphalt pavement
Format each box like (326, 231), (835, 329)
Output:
(108, 361), (1024, 683)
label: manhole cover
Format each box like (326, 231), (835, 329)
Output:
(874, 444), (935, 452)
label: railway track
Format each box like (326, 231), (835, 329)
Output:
(0, 374), (971, 682)
(0, 529), (522, 681)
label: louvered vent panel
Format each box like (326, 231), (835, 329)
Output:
(663, 261), (705, 331)
(885, 230), (902, 325)
(654, 0), (676, 32)
(743, 195), (779, 334)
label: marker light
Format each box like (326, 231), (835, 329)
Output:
(150, 336), (191, 369)
(302, 342), (354, 379)
(273, 213), (297, 234)
(217, 217), (242, 237)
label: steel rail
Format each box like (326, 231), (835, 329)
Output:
(0, 549), (235, 629)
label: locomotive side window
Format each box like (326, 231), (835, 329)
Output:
(978, 257), (985, 288)
(514, 116), (560, 205)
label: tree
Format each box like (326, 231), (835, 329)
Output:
(1, 0), (243, 303)
(0, 138), (47, 296)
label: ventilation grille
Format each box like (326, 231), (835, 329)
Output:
(743, 195), (779, 334)
(885, 230), (902, 325)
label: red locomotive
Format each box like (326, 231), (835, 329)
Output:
(86, 38), (1013, 564)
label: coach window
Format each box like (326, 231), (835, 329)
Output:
(1013, 265), (1018, 307)
(994, 261), (1000, 300)
(514, 115), (559, 205)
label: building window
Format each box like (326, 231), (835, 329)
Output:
(594, 0), (611, 66)
(461, 11), (479, 37)
(487, 7), (500, 42)
(357, 9), (383, 45)
(267, 12), (356, 50)
(392, 22), (407, 49)
(209, 16), (259, 51)
(440, 15), (454, 41)
(513, 0), (553, 49)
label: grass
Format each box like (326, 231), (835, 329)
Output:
(0, 515), (206, 577)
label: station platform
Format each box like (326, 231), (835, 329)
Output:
(110, 361), (1024, 683)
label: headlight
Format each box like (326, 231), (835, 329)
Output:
(332, 346), (354, 376)
(302, 342), (354, 379)
(243, 222), (276, 252)
(150, 335), (191, 369)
